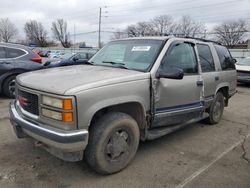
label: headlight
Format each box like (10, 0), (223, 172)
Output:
(41, 95), (74, 123)
(42, 108), (62, 121)
(42, 95), (73, 110)
(42, 108), (73, 122)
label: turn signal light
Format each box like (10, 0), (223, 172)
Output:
(63, 112), (73, 122)
(63, 99), (73, 110)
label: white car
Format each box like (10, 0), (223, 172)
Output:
(236, 57), (250, 84)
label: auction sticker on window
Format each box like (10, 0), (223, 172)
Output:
(131, 46), (151, 51)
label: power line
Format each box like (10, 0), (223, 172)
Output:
(106, 0), (240, 14)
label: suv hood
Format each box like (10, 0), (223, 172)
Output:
(17, 65), (150, 95)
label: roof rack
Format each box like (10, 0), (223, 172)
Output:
(183, 36), (222, 45)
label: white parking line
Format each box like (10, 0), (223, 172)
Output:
(175, 133), (250, 188)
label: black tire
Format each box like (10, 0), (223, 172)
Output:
(3, 75), (17, 98)
(206, 92), (225, 125)
(85, 112), (140, 174)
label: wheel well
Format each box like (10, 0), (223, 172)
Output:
(90, 102), (147, 131)
(1, 74), (18, 92)
(217, 86), (229, 106)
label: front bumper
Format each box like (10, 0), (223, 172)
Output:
(9, 101), (89, 161)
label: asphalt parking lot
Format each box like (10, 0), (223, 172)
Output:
(0, 85), (249, 188)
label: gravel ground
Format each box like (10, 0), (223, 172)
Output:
(0, 85), (249, 188)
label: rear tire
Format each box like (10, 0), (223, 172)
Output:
(85, 112), (140, 174)
(3, 75), (17, 98)
(205, 92), (225, 125)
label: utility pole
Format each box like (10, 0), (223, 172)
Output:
(98, 7), (102, 49)
(74, 24), (76, 53)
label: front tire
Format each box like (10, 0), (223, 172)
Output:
(3, 75), (17, 98)
(206, 92), (225, 124)
(85, 112), (140, 174)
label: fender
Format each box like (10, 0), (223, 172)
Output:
(84, 96), (148, 127)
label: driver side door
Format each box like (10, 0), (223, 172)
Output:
(152, 41), (204, 127)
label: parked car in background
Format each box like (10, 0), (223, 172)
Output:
(44, 51), (95, 68)
(38, 50), (51, 57)
(236, 57), (250, 84)
(48, 51), (65, 59)
(44, 52), (75, 64)
(0, 43), (43, 98)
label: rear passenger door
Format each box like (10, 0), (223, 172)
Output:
(197, 44), (219, 107)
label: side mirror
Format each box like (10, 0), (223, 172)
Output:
(156, 68), (184, 80)
(73, 57), (78, 61)
(232, 58), (237, 64)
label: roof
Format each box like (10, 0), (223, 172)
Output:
(113, 36), (221, 45)
(114, 36), (172, 41)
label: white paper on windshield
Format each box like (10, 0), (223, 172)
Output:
(131, 46), (151, 51)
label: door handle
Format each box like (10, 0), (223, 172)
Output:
(215, 76), (219, 81)
(196, 80), (203, 87)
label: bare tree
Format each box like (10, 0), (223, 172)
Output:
(175, 15), (206, 38)
(213, 19), (248, 46)
(126, 25), (138, 37)
(126, 22), (156, 37)
(0, 18), (18, 42)
(51, 19), (71, 48)
(152, 15), (175, 36)
(24, 20), (48, 47)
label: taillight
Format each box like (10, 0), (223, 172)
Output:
(31, 50), (42, 63)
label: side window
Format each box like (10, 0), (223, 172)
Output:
(214, 45), (235, 70)
(6, 47), (26, 58)
(161, 42), (198, 74)
(0, 47), (6, 58)
(197, 44), (215, 72)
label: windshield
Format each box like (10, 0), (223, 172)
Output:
(239, 58), (250, 66)
(90, 39), (164, 72)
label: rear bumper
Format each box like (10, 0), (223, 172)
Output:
(9, 101), (89, 161)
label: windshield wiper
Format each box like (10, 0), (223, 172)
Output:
(102, 61), (128, 69)
(102, 61), (125, 65)
(84, 61), (94, 65)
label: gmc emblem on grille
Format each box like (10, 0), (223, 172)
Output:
(18, 96), (28, 106)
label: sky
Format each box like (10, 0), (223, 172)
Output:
(0, 0), (249, 47)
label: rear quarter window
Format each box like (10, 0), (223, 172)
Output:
(214, 45), (235, 70)
(6, 47), (26, 58)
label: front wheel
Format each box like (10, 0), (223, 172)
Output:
(206, 92), (225, 124)
(85, 112), (140, 174)
(3, 75), (17, 98)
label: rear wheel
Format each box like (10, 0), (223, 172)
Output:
(3, 75), (17, 98)
(85, 112), (140, 174)
(206, 92), (225, 124)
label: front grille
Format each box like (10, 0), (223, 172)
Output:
(18, 89), (39, 115)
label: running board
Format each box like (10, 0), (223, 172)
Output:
(146, 113), (209, 140)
